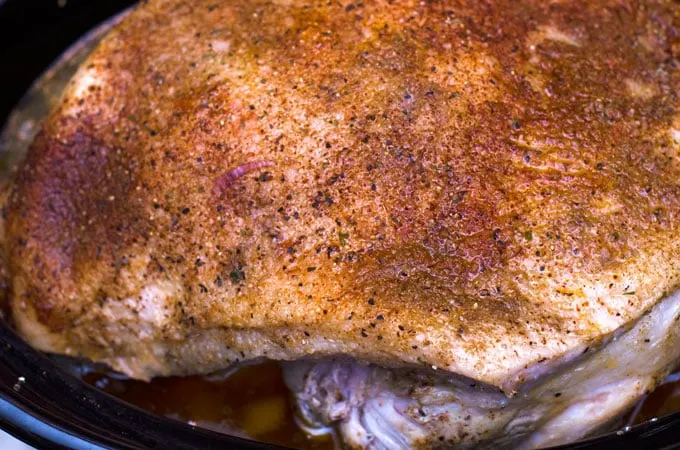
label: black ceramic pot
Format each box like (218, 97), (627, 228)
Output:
(0, 1), (679, 449)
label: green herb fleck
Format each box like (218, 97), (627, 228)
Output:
(339, 231), (350, 247)
(229, 266), (246, 284)
(524, 230), (533, 241)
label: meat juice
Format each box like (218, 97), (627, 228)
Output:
(82, 362), (679, 449)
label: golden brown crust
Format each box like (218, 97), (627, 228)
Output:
(5, 0), (680, 386)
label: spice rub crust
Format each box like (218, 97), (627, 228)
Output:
(5, 0), (680, 386)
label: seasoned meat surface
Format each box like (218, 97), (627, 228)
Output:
(5, 0), (680, 392)
(285, 290), (680, 449)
